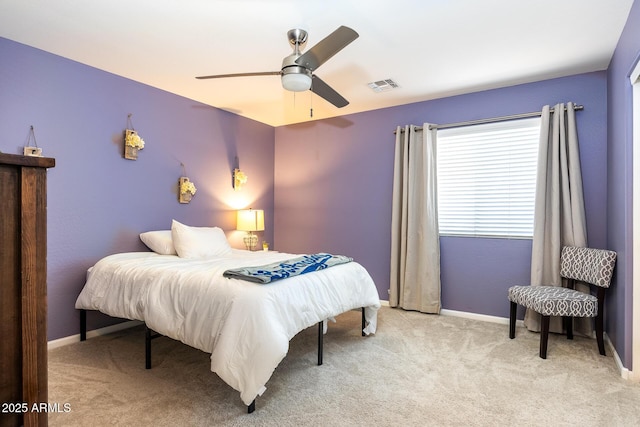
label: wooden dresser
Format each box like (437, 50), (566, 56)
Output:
(0, 153), (55, 427)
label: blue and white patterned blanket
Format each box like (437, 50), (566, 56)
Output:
(223, 253), (353, 284)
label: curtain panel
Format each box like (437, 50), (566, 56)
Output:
(390, 124), (441, 313)
(525, 102), (590, 335)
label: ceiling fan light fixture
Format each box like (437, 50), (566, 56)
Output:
(197, 26), (358, 107)
(281, 72), (312, 92)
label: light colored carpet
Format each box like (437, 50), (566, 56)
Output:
(48, 307), (640, 426)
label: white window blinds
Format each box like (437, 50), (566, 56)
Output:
(437, 117), (541, 238)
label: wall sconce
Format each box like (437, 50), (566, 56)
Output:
(233, 168), (248, 191)
(179, 176), (197, 204)
(237, 209), (264, 250)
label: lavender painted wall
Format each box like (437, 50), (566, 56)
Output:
(606, 0), (640, 370)
(274, 72), (608, 321)
(0, 38), (275, 341)
(0, 26), (625, 360)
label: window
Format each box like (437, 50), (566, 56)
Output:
(437, 117), (541, 238)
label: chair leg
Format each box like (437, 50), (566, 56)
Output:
(509, 302), (517, 339)
(596, 287), (606, 356)
(596, 312), (606, 356)
(540, 315), (550, 359)
(563, 316), (573, 340)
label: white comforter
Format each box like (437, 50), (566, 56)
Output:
(75, 249), (380, 405)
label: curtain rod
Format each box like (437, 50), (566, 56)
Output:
(394, 104), (584, 134)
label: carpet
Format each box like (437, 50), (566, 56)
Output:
(48, 307), (640, 426)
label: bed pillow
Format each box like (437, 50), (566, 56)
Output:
(171, 219), (232, 259)
(139, 230), (177, 255)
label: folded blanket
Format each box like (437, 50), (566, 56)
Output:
(223, 253), (353, 284)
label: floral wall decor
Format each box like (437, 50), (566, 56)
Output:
(233, 167), (248, 191)
(179, 176), (197, 204)
(124, 113), (145, 160)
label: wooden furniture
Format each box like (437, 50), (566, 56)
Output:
(0, 153), (55, 427)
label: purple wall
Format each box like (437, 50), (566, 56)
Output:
(0, 38), (275, 341)
(2, 11), (633, 366)
(607, 0), (640, 369)
(275, 72), (608, 321)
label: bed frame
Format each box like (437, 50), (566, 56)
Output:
(79, 308), (366, 413)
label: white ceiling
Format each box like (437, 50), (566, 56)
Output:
(0, 0), (634, 127)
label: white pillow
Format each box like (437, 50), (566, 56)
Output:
(139, 230), (176, 255)
(171, 219), (232, 259)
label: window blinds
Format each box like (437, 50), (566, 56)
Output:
(437, 117), (541, 238)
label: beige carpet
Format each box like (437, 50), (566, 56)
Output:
(48, 307), (640, 426)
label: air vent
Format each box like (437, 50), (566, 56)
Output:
(367, 79), (399, 93)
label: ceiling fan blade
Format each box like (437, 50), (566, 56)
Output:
(196, 71), (281, 80)
(295, 26), (358, 71)
(310, 75), (349, 108)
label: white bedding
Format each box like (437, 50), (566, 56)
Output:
(75, 249), (380, 405)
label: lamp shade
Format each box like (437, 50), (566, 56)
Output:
(237, 209), (265, 232)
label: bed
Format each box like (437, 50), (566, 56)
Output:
(75, 221), (381, 412)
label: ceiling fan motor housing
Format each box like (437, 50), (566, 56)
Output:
(281, 53), (312, 91)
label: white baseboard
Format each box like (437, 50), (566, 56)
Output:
(47, 320), (142, 350)
(605, 333), (637, 381)
(380, 301), (523, 326)
(440, 308), (525, 327)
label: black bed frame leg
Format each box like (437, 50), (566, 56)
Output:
(318, 320), (323, 366)
(80, 309), (87, 341)
(248, 399), (255, 413)
(143, 326), (163, 369)
(361, 307), (366, 336)
(145, 326), (152, 369)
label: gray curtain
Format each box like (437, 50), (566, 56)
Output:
(389, 124), (441, 313)
(525, 102), (590, 335)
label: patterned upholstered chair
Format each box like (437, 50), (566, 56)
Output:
(508, 246), (617, 359)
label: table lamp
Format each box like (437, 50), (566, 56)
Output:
(237, 209), (264, 250)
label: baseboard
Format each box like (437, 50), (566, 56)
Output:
(379, 301), (523, 326)
(47, 320), (143, 350)
(441, 308), (525, 327)
(604, 333), (637, 381)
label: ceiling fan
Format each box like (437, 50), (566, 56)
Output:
(196, 26), (358, 108)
